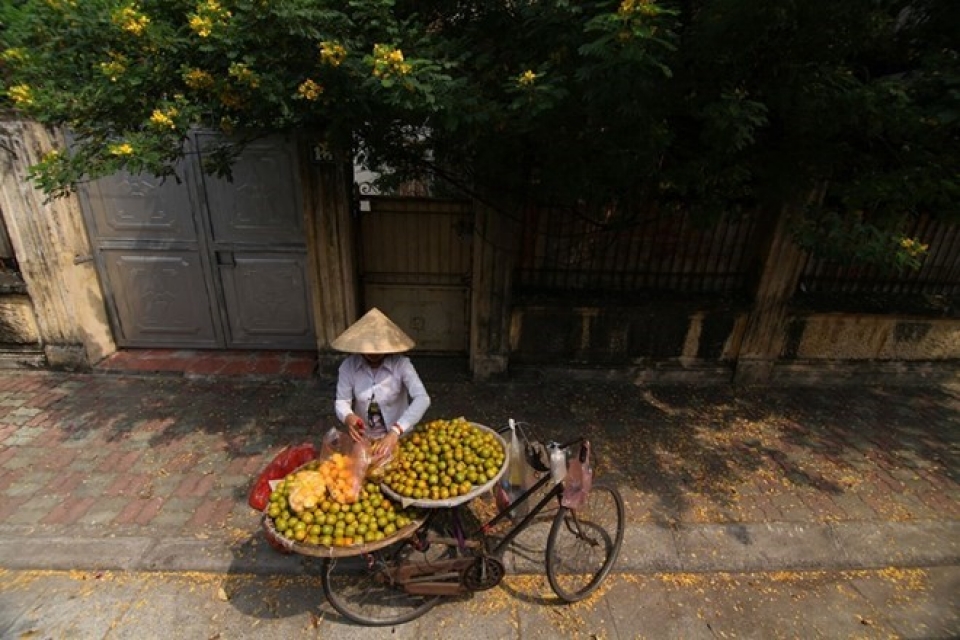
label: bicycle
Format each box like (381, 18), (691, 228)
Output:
(319, 421), (626, 626)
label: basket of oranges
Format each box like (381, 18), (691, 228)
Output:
(379, 417), (508, 509)
(262, 451), (423, 558)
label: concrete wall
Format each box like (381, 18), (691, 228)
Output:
(508, 301), (960, 384)
(0, 294), (39, 343)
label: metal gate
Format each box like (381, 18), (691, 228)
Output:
(358, 197), (472, 353)
(80, 134), (315, 349)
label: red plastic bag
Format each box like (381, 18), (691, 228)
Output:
(248, 442), (317, 510)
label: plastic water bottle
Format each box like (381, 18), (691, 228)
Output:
(367, 395), (386, 433)
(549, 445), (567, 484)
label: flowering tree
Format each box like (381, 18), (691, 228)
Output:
(2, 0), (958, 268)
(0, 0), (456, 197)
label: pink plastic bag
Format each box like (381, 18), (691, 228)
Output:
(561, 440), (594, 510)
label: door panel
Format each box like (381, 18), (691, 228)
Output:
(101, 249), (219, 345)
(199, 136), (315, 348)
(359, 197), (472, 354)
(81, 134), (316, 350)
(86, 171), (196, 242)
(219, 252), (314, 347)
(201, 137), (304, 245)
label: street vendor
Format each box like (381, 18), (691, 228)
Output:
(332, 307), (431, 457)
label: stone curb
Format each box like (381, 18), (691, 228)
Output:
(3, 520), (957, 576)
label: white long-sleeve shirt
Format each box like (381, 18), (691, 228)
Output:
(334, 354), (431, 437)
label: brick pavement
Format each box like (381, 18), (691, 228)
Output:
(0, 366), (958, 557)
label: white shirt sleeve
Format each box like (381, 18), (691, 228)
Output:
(334, 356), (360, 425)
(393, 357), (431, 432)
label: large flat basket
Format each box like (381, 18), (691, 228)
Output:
(261, 511), (424, 559)
(380, 422), (508, 509)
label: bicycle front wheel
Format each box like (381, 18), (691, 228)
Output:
(545, 482), (625, 602)
(322, 540), (444, 626)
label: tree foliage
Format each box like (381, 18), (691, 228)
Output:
(2, 0), (957, 268)
(0, 0), (456, 195)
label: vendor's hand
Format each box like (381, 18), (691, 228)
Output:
(372, 430), (399, 456)
(344, 414), (365, 442)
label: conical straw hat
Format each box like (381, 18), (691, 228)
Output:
(331, 308), (415, 354)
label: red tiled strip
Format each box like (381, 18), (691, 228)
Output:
(96, 349), (317, 378)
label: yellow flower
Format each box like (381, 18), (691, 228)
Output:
(899, 236), (929, 257)
(297, 79), (324, 101)
(189, 0), (231, 37)
(41, 149), (61, 164)
(372, 44), (412, 78)
(189, 15), (213, 37)
(1, 48), (27, 63)
(184, 68), (215, 90)
(100, 58), (127, 82)
(8, 85), (34, 106)
(320, 41), (347, 66)
(618, 0), (657, 17)
(109, 143), (135, 156)
(220, 90), (244, 109)
(113, 6), (150, 35)
(228, 63), (260, 88)
(149, 108), (179, 129)
(518, 70), (538, 86)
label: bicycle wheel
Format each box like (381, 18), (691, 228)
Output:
(322, 538), (448, 626)
(545, 482), (625, 602)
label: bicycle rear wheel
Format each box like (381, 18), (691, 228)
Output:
(544, 482), (625, 602)
(322, 539), (445, 626)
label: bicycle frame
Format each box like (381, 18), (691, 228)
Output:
(415, 436), (584, 555)
(476, 467), (561, 555)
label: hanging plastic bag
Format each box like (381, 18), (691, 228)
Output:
(317, 427), (372, 504)
(561, 440), (594, 510)
(494, 419), (534, 520)
(247, 442), (317, 510)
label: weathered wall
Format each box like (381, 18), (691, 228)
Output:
(0, 119), (115, 368)
(508, 302), (960, 384)
(784, 314), (960, 360)
(0, 294), (39, 344)
(509, 299), (746, 365)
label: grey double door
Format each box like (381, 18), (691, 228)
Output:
(81, 134), (315, 349)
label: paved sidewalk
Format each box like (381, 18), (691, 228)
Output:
(0, 364), (958, 637)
